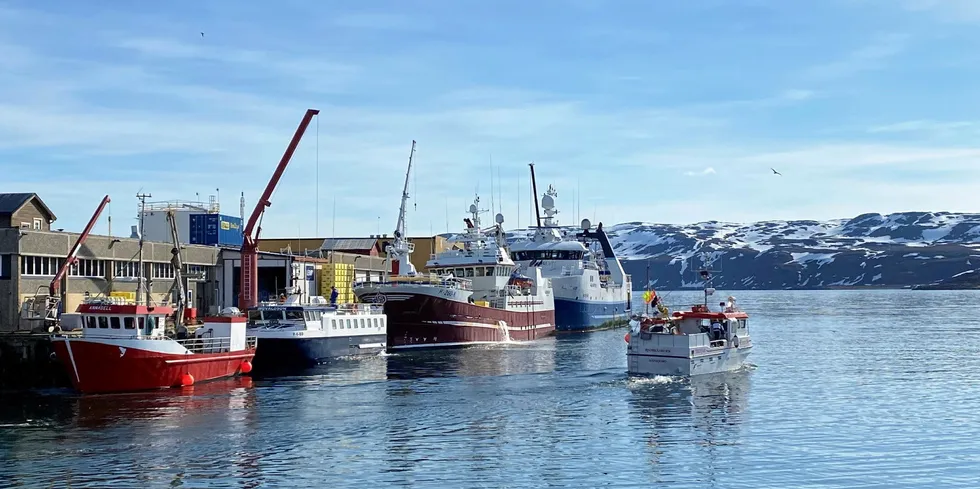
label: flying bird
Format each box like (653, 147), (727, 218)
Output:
(200, 32), (205, 37)
(771, 168), (782, 176)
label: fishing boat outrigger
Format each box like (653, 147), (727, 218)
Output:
(626, 270), (752, 376)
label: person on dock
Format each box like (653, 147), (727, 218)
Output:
(330, 286), (339, 306)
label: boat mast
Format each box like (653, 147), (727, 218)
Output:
(136, 192), (151, 306)
(528, 162), (541, 228)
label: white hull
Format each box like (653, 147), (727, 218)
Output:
(627, 331), (752, 377)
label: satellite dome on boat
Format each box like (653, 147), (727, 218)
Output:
(495, 213), (504, 224)
(581, 218), (591, 231)
(469, 203), (477, 213)
(542, 194), (555, 210)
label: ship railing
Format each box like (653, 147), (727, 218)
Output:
(336, 303), (384, 315)
(356, 276), (473, 291)
(175, 335), (258, 354)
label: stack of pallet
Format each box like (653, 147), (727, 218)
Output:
(320, 263), (355, 303)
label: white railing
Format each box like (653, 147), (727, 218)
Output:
(355, 276), (473, 291)
(176, 336), (258, 354)
(336, 303), (384, 315)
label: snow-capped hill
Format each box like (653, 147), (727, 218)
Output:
(497, 211), (980, 289)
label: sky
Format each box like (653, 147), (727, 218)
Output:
(2, 0), (980, 238)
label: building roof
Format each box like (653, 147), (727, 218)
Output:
(320, 237), (379, 251)
(0, 193), (56, 221)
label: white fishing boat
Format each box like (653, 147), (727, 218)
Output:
(245, 287), (387, 368)
(626, 270), (752, 376)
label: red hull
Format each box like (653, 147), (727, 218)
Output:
(51, 338), (255, 394)
(362, 292), (555, 349)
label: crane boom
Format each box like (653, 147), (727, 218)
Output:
(395, 140), (416, 240)
(385, 141), (418, 277)
(50, 195), (110, 297)
(239, 108), (319, 310)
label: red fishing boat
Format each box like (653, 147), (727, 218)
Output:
(50, 193), (256, 394)
(51, 302), (256, 394)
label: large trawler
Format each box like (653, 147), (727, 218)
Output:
(509, 168), (632, 331)
(50, 195), (257, 394)
(354, 193), (555, 349)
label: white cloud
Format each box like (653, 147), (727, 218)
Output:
(804, 34), (908, 81)
(684, 167), (717, 176)
(902, 0), (980, 22)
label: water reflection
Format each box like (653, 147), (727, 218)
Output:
(625, 370), (752, 482)
(385, 339), (557, 380)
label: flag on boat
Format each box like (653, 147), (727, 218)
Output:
(643, 290), (657, 304)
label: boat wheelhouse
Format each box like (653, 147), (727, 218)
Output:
(246, 287), (387, 368)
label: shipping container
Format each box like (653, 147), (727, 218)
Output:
(188, 214), (244, 247)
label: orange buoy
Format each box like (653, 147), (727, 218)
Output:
(240, 360), (253, 374)
(180, 373), (195, 386)
(624, 332), (630, 343)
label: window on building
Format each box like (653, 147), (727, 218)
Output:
(110, 317), (121, 329)
(115, 261), (139, 278)
(32, 218), (42, 230)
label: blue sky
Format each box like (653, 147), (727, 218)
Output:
(2, 0), (980, 238)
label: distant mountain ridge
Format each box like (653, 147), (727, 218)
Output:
(483, 211), (980, 290)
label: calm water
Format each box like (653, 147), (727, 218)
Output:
(3, 290), (980, 488)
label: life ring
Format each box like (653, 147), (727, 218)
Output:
(732, 335), (739, 348)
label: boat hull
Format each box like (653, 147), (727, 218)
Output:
(251, 334), (387, 368)
(51, 337), (254, 394)
(554, 298), (630, 332)
(357, 290), (555, 350)
(628, 343), (752, 376)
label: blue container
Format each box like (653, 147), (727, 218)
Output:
(189, 214), (244, 247)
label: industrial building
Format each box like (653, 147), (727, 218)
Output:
(260, 234), (456, 274)
(0, 193), (390, 332)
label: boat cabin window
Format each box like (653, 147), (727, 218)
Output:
(124, 317), (135, 329)
(247, 310), (262, 322)
(145, 316), (156, 335)
(138, 317), (145, 331)
(98, 316), (109, 329)
(465, 268), (474, 277)
(86, 317), (97, 329)
(285, 310), (304, 321)
(360, 318), (366, 328)
(373, 318), (379, 328)
(346, 319), (352, 329)
(264, 310), (286, 321)
(110, 317), (121, 329)
(332, 319), (337, 329)
(454, 268), (464, 277)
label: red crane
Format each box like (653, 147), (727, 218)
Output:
(50, 194), (111, 298)
(239, 108), (320, 310)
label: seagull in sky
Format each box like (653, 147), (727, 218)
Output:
(200, 32), (205, 37)
(771, 168), (782, 176)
